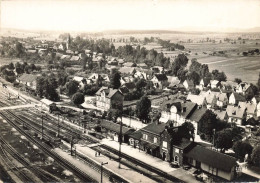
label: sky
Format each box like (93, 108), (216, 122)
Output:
(1, 0), (260, 32)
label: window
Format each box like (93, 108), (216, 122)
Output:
(154, 137), (157, 143)
(163, 141), (167, 148)
(143, 134), (148, 140)
(175, 148), (180, 153)
(129, 138), (134, 145)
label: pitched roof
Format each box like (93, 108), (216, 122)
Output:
(141, 122), (166, 135)
(124, 62), (135, 67)
(173, 138), (193, 150)
(70, 56), (80, 61)
(128, 130), (142, 140)
(96, 86), (109, 95)
(18, 74), (37, 83)
(214, 110), (227, 121)
(100, 120), (135, 135)
(226, 105), (246, 119)
(121, 82), (136, 90)
(119, 67), (136, 74)
(217, 93), (227, 102)
(154, 74), (168, 81)
(184, 79), (194, 87)
(232, 93), (246, 102)
(238, 101), (256, 114)
(167, 76), (180, 86)
(187, 94), (206, 106)
(189, 107), (207, 122)
(185, 144), (237, 172)
(210, 80), (219, 85)
(171, 101), (197, 118)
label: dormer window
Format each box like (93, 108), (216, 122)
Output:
(232, 110), (236, 115)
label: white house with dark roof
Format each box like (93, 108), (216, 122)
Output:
(151, 74), (168, 89)
(184, 144), (237, 181)
(160, 100), (197, 126)
(183, 79), (194, 90)
(95, 87), (124, 111)
(229, 93), (246, 105)
(16, 73), (38, 90)
(226, 105), (246, 125)
(238, 101), (257, 120)
(210, 80), (220, 88)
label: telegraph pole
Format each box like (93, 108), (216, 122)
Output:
(118, 115), (122, 168)
(101, 162), (108, 183)
(57, 114), (60, 137)
(41, 114), (44, 139)
(71, 136), (74, 156)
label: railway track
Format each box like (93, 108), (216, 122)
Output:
(0, 141), (33, 183)
(0, 136), (53, 183)
(0, 110), (97, 183)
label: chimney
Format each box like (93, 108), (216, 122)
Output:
(182, 107), (187, 113)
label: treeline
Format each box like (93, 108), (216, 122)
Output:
(0, 62), (41, 83)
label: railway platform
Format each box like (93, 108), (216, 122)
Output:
(73, 143), (157, 183)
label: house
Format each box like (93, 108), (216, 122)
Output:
(58, 43), (66, 51)
(137, 63), (148, 69)
(186, 94), (207, 107)
(123, 62), (135, 67)
(60, 54), (71, 60)
(119, 67), (136, 75)
(160, 100), (197, 126)
(120, 76), (135, 85)
(210, 80), (220, 88)
(151, 74), (168, 89)
(40, 98), (56, 112)
(100, 120), (135, 143)
(251, 96), (260, 105)
(188, 107), (207, 135)
(16, 74), (38, 90)
(237, 82), (253, 95)
(128, 130), (142, 149)
(118, 59), (125, 66)
(216, 93), (229, 108)
(229, 93), (246, 105)
(220, 81), (238, 92)
(70, 56), (80, 61)
(197, 78), (210, 90)
(183, 79), (194, 90)
(238, 101), (257, 120)
(226, 105), (246, 125)
(95, 87), (124, 111)
(151, 66), (164, 74)
(184, 144), (237, 181)
(139, 122), (166, 157)
(167, 76), (180, 88)
(119, 82), (136, 94)
(73, 76), (85, 89)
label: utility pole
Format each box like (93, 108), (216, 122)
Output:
(101, 162), (108, 183)
(41, 114), (44, 139)
(71, 136), (74, 156)
(57, 114), (60, 137)
(118, 115), (122, 168)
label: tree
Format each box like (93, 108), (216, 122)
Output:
(110, 72), (121, 89)
(214, 129), (233, 153)
(251, 146), (260, 166)
(72, 92), (85, 106)
(36, 76), (45, 97)
(66, 80), (79, 96)
(171, 54), (188, 76)
(212, 69), (227, 82)
(135, 95), (151, 123)
(8, 62), (15, 70)
(233, 140), (253, 160)
(246, 117), (259, 126)
(136, 79), (147, 91)
(179, 122), (195, 141)
(234, 78), (242, 84)
(198, 110), (218, 140)
(188, 71), (201, 85)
